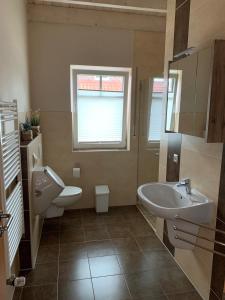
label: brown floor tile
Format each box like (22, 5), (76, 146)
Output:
(85, 227), (110, 241)
(60, 217), (82, 231)
(136, 235), (165, 251)
(159, 266), (195, 295)
(119, 206), (139, 214)
(117, 252), (152, 274)
(63, 209), (81, 218)
(144, 250), (176, 270)
(89, 255), (121, 277)
(122, 212), (143, 221)
(81, 208), (96, 216)
(27, 207), (201, 300)
(42, 218), (60, 232)
(25, 263), (58, 286)
(60, 242), (87, 261)
(60, 229), (85, 244)
(92, 275), (131, 300)
(134, 297), (168, 300)
(59, 258), (90, 281)
(81, 209), (105, 226)
(107, 223), (132, 238)
(82, 216), (105, 227)
(112, 237), (140, 254)
(167, 291), (202, 299)
(58, 279), (94, 300)
(86, 240), (115, 257)
(40, 231), (59, 246)
(36, 245), (59, 264)
(107, 207), (124, 216)
(21, 284), (57, 300)
(125, 271), (165, 299)
(129, 222), (155, 237)
(104, 214), (125, 224)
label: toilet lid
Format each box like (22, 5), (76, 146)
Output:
(45, 166), (65, 189)
(58, 186), (82, 197)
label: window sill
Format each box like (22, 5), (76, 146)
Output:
(72, 148), (130, 153)
(146, 141), (160, 148)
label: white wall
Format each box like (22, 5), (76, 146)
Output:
(29, 22), (133, 112)
(0, 0), (30, 115)
(28, 4), (165, 208)
(0, 2), (30, 299)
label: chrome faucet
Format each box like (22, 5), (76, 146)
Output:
(177, 178), (191, 194)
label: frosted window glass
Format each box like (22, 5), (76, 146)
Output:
(148, 78), (164, 142)
(77, 91), (124, 143)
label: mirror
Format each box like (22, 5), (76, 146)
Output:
(137, 76), (164, 230)
(166, 46), (212, 138)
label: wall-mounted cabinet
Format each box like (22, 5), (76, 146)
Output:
(166, 40), (225, 142)
(173, 0), (190, 56)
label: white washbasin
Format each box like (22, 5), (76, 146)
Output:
(137, 182), (214, 249)
(137, 182), (213, 223)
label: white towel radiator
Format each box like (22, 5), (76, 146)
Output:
(0, 100), (24, 275)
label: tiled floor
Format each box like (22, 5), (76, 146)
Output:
(15, 206), (202, 300)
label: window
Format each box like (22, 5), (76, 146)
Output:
(71, 66), (132, 150)
(147, 78), (165, 143)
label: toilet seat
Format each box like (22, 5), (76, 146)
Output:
(52, 186), (82, 207)
(55, 186), (82, 199)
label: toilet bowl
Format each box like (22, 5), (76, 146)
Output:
(45, 186), (82, 218)
(32, 166), (82, 218)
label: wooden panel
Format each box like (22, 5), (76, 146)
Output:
(166, 133), (182, 182)
(173, 0), (190, 56)
(176, 0), (186, 8)
(163, 221), (175, 255)
(19, 241), (32, 270)
(207, 40), (225, 143)
(210, 144), (225, 299)
(19, 144), (32, 271)
(164, 133), (182, 255)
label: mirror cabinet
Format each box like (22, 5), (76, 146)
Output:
(166, 40), (225, 142)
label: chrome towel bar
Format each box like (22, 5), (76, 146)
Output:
(175, 215), (225, 235)
(175, 235), (225, 258)
(173, 226), (225, 248)
(171, 215), (225, 258)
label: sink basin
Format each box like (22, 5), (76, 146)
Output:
(137, 182), (213, 223)
(137, 182), (214, 249)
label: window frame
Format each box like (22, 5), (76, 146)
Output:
(70, 65), (132, 151)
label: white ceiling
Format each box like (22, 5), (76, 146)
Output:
(28, 0), (167, 15)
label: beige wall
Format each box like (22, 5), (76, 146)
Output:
(28, 4), (165, 209)
(158, 1), (225, 299)
(0, 1), (30, 299)
(0, 0), (30, 117)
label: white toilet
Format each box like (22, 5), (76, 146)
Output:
(32, 166), (82, 218)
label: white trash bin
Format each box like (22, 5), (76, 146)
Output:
(95, 185), (110, 213)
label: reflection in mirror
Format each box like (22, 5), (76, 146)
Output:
(165, 48), (211, 138)
(137, 76), (165, 231)
(166, 65), (182, 132)
(148, 78), (164, 143)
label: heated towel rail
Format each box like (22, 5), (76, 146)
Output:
(0, 100), (24, 272)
